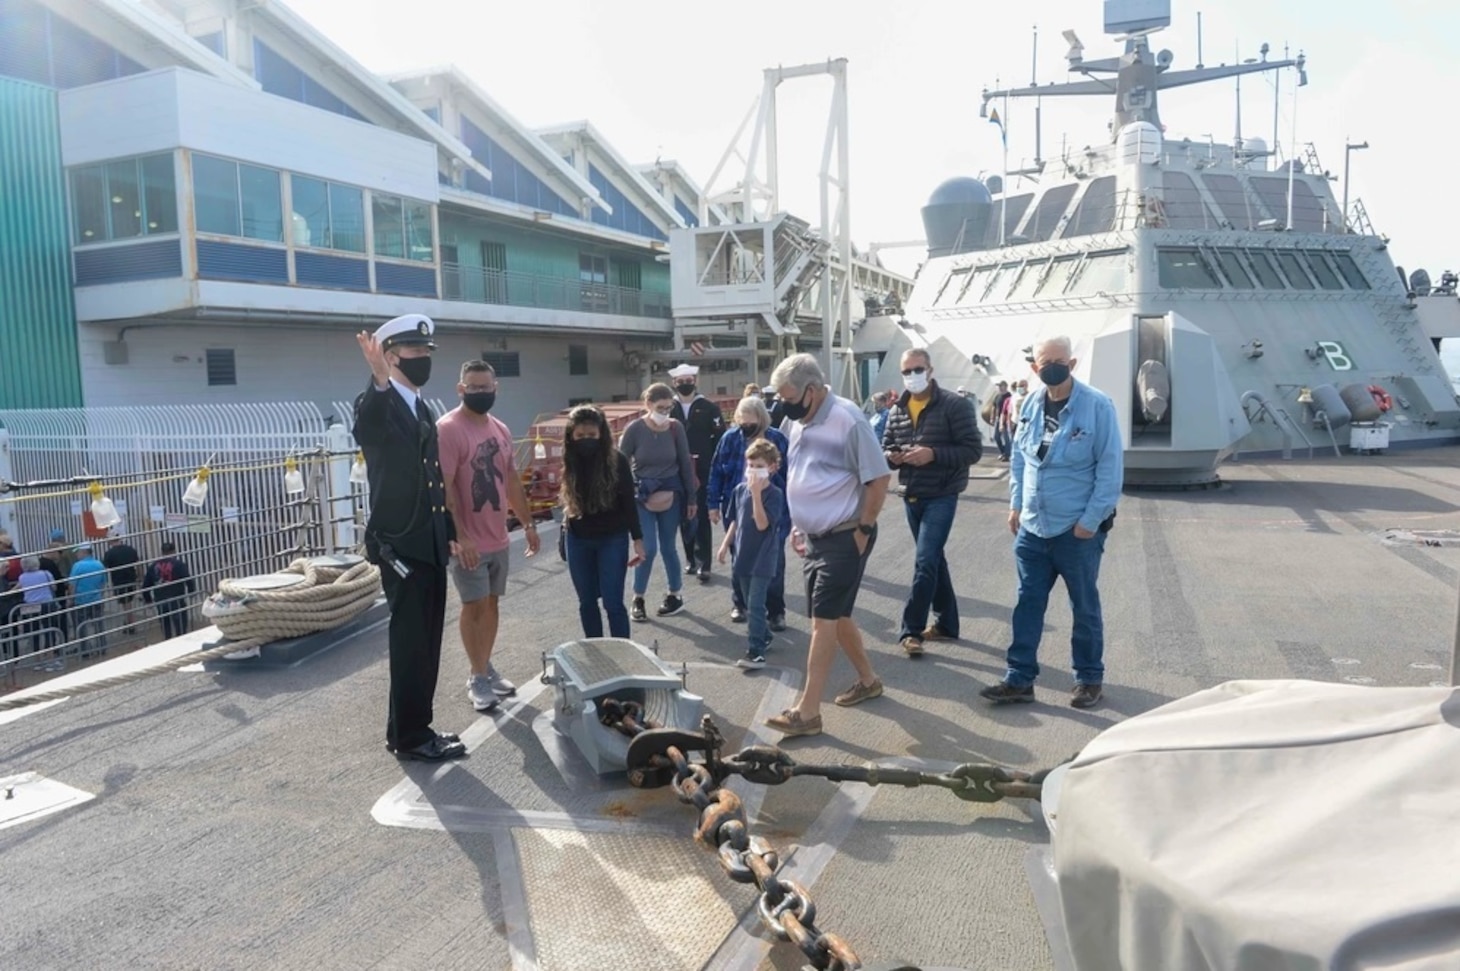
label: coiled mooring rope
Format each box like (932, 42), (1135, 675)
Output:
(0, 557), (381, 711)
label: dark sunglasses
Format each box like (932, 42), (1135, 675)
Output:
(900, 366), (928, 376)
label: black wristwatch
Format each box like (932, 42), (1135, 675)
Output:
(857, 523), (875, 537)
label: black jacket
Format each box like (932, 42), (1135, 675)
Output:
(882, 381), (984, 497)
(352, 379), (456, 568)
(672, 395), (725, 478)
(143, 556), (195, 603)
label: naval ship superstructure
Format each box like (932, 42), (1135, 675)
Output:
(879, 2), (1460, 486)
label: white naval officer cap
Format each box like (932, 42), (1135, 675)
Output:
(374, 313), (437, 351)
(667, 363), (699, 379)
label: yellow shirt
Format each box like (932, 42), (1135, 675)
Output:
(907, 395), (928, 427)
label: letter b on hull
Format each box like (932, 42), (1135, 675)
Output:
(1318, 341), (1353, 371)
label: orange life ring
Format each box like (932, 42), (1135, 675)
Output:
(1367, 385), (1393, 412)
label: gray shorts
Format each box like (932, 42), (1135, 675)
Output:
(450, 548), (510, 602)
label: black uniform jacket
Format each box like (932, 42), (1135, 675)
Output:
(352, 378), (455, 567)
(675, 395), (725, 478)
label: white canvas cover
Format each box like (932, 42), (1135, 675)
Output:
(1054, 680), (1460, 970)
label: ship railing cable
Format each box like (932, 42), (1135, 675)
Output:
(597, 702), (1056, 971)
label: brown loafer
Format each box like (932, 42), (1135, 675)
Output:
(764, 708), (822, 737)
(1070, 683), (1103, 709)
(920, 626), (954, 642)
(900, 636), (925, 657)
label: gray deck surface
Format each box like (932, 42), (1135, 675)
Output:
(3, 448), (1458, 971)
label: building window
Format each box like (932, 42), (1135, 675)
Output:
(205, 348), (237, 386)
(289, 175), (365, 252)
(481, 241), (507, 303)
(480, 351), (521, 378)
(568, 344), (588, 376)
(193, 155), (283, 242)
(372, 194), (404, 258)
(252, 38), (366, 121)
(69, 153), (177, 243)
(195, 29), (226, 58)
(579, 254), (607, 283)
(404, 200), (433, 262)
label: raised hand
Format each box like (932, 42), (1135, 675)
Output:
(356, 331), (390, 386)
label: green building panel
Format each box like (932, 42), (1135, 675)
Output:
(0, 77), (81, 408)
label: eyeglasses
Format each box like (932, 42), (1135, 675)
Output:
(463, 385), (497, 394)
(900, 366), (927, 376)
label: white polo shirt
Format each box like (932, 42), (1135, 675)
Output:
(785, 393), (889, 536)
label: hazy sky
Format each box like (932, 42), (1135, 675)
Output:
(283, 0), (1456, 279)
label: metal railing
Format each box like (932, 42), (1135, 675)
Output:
(0, 405), (372, 687)
(440, 263), (671, 318)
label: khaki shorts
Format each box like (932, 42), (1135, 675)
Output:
(450, 548), (509, 602)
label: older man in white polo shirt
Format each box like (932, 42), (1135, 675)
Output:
(765, 353), (891, 737)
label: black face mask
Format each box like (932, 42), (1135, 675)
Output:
(1037, 362), (1071, 387)
(675, 382), (696, 397)
(738, 422), (760, 438)
(395, 355), (432, 388)
(781, 387), (814, 422)
(462, 391), (496, 415)
(567, 438), (601, 460)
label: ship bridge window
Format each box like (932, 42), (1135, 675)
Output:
(1162, 172), (1217, 230)
(985, 194), (1034, 247)
(1007, 259), (1049, 300)
(1065, 177), (1116, 237)
(1288, 182), (1331, 233)
(1157, 248), (1221, 289)
(1037, 255), (1081, 297)
(965, 264), (995, 301)
(1245, 250), (1286, 288)
(1201, 174), (1260, 230)
(1250, 178), (1296, 226)
(1275, 251), (1315, 289)
(977, 263), (1016, 301)
(1302, 251), (1344, 289)
(1213, 249), (1255, 288)
(1067, 250), (1128, 296)
(934, 266), (971, 305)
(1332, 253), (1370, 290)
(1026, 184), (1079, 243)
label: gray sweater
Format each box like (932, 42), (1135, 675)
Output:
(619, 417), (696, 495)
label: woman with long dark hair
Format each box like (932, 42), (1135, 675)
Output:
(560, 405), (644, 638)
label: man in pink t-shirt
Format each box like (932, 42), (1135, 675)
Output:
(437, 360), (541, 713)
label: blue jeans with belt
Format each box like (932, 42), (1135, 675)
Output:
(1005, 526), (1108, 687)
(565, 530), (630, 637)
(900, 493), (960, 640)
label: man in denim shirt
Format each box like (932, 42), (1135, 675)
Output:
(980, 335), (1123, 709)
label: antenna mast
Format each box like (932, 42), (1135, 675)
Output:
(1032, 25), (1043, 166)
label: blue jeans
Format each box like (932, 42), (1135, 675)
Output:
(900, 494), (960, 640)
(741, 573), (771, 657)
(633, 496), (684, 597)
(1005, 527), (1108, 687)
(994, 424), (1012, 460)
(565, 531), (630, 638)
(732, 536), (786, 618)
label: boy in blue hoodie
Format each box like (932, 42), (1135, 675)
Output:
(717, 438), (785, 669)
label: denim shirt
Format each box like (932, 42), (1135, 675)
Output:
(1010, 380), (1123, 538)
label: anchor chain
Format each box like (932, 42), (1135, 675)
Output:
(664, 722), (865, 971)
(720, 745), (1045, 803)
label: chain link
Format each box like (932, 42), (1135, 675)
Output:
(604, 700), (1051, 970)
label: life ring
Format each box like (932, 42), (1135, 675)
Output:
(1368, 385), (1393, 412)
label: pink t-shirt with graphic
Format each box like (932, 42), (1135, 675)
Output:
(437, 407), (516, 555)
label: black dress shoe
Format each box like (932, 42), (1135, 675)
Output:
(389, 735), (467, 762)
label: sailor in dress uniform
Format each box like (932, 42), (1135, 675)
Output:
(353, 314), (466, 762)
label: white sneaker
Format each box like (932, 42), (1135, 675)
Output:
(467, 675), (501, 712)
(485, 663), (517, 696)
(735, 655), (767, 670)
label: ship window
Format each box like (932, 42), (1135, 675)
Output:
(1007, 259), (1049, 300)
(1332, 253), (1370, 290)
(1245, 250), (1286, 288)
(985, 194), (1034, 247)
(977, 263), (1011, 301)
(960, 265), (993, 302)
(1303, 251), (1344, 290)
(1065, 177), (1116, 237)
(1162, 172), (1217, 230)
(1025, 184), (1079, 243)
(1214, 249), (1255, 289)
(1288, 182), (1330, 233)
(1037, 255), (1080, 297)
(1068, 250), (1128, 295)
(1158, 248), (1221, 289)
(1201, 174), (1260, 230)
(934, 266), (970, 305)
(1275, 251), (1315, 289)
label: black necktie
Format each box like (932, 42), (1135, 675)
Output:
(415, 398), (430, 424)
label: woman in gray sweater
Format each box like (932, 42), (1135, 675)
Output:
(618, 382), (697, 621)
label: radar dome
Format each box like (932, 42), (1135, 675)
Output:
(926, 177), (993, 208)
(1117, 122), (1163, 165)
(921, 177), (994, 259)
(1244, 136), (1268, 155)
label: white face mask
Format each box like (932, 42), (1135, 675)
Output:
(745, 467), (770, 481)
(646, 410), (671, 427)
(902, 371), (930, 394)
